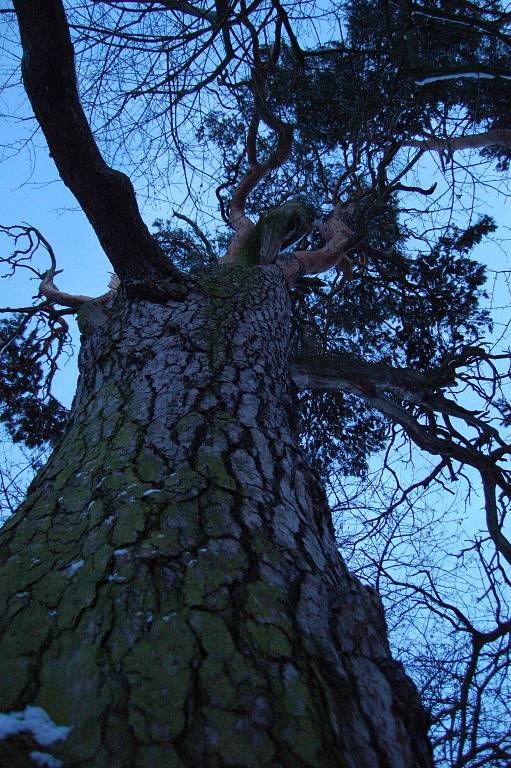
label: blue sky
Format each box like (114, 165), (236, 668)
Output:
(0, 127), (176, 406)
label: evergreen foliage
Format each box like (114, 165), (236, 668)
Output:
(0, 319), (68, 449)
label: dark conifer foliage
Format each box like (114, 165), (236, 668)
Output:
(2, 0), (507, 482)
(0, 319), (68, 449)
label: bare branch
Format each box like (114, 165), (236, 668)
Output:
(291, 349), (511, 565)
(404, 129), (511, 154)
(99, 0), (218, 22)
(1, 224), (117, 310)
(12, 0), (180, 284)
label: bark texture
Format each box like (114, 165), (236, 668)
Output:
(0, 266), (432, 768)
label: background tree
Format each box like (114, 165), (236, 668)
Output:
(0, 0), (510, 766)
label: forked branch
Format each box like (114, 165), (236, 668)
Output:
(277, 204), (354, 286)
(222, 20), (293, 262)
(291, 349), (511, 566)
(1, 225), (117, 311)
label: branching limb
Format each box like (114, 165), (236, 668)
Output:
(291, 349), (511, 565)
(98, 0), (218, 22)
(224, 119), (292, 261)
(12, 0), (180, 284)
(0, 223), (117, 414)
(270, 0), (305, 66)
(1, 224), (117, 310)
(221, 19), (294, 263)
(404, 129), (511, 155)
(277, 204), (354, 286)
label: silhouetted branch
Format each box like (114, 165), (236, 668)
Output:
(13, 0), (180, 284)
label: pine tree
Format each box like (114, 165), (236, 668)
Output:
(0, 1), (510, 765)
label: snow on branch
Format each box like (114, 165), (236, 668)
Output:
(414, 67), (511, 85)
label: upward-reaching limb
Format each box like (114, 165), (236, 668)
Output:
(13, 0), (180, 285)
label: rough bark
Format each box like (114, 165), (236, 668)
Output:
(0, 266), (432, 768)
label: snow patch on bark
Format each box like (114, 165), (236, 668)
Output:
(64, 560), (85, 576)
(30, 750), (64, 767)
(0, 706), (71, 746)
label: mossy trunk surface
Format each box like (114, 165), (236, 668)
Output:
(0, 266), (432, 768)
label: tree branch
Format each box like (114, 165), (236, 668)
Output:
(278, 205), (354, 285)
(104, 0), (218, 22)
(173, 211), (216, 261)
(290, 351), (456, 400)
(38, 273), (117, 310)
(404, 129), (511, 154)
(1, 224), (118, 310)
(291, 351), (511, 565)
(221, 20), (294, 263)
(13, 0), (180, 284)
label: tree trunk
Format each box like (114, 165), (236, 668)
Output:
(0, 266), (433, 768)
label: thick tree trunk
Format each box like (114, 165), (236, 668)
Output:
(0, 266), (432, 768)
